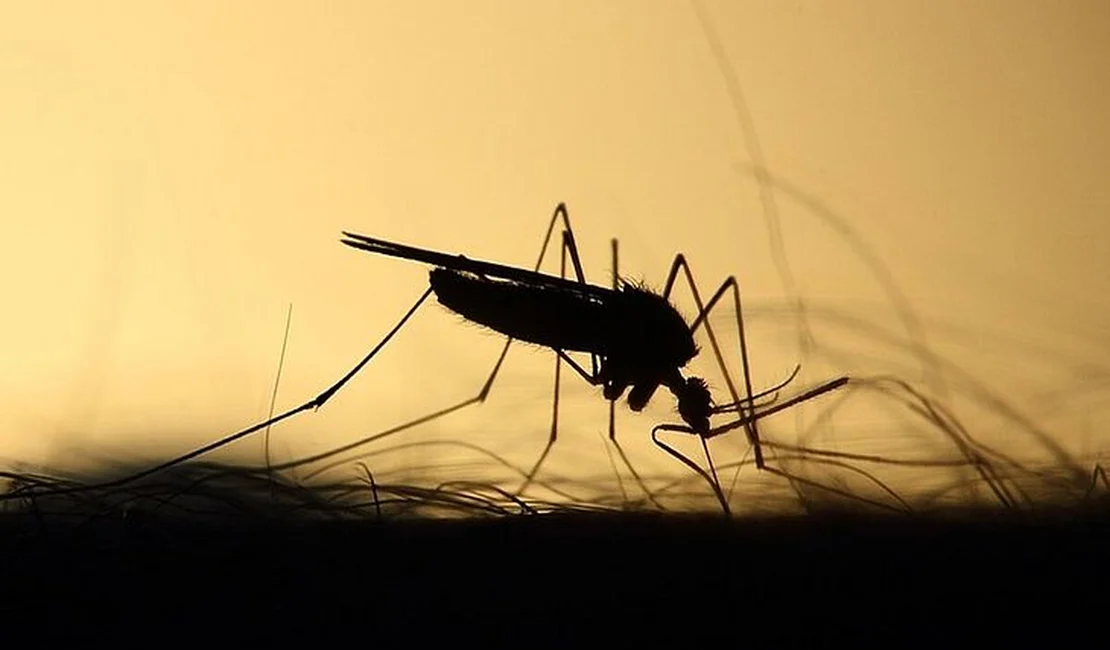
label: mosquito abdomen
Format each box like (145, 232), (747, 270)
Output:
(429, 268), (610, 354)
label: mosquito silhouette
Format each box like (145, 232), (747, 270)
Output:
(331, 203), (847, 502)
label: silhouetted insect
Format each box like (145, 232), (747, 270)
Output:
(330, 203), (846, 504)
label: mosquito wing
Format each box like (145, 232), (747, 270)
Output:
(340, 231), (614, 301)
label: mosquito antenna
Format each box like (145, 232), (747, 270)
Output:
(710, 364), (801, 413)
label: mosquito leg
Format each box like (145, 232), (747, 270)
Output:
(2, 288), (436, 502)
(604, 236), (664, 510)
(157, 286), (435, 470)
(463, 205), (593, 408)
(515, 204), (629, 496)
(437, 203), (604, 497)
(538, 203), (588, 283)
(516, 230), (577, 495)
(662, 261), (858, 512)
(519, 228), (664, 508)
(541, 203), (602, 379)
(549, 339), (664, 506)
(652, 424), (731, 514)
(661, 256), (764, 469)
(673, 272), (854, 513)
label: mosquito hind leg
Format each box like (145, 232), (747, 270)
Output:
(24, 287), (438, 498)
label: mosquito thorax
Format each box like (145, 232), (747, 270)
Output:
(614, 284), (698, 369)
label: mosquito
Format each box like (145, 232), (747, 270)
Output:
(332, 203), (846, 505)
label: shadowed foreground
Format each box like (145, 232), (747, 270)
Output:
(1, 464), (1106, 644)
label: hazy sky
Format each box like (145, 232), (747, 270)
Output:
(3, 1), (1108, 510)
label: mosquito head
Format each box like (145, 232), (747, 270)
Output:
(678, 377), (712, 435)
(661, 371), (711, 435)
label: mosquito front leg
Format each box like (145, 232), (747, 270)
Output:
(661, 255), (764, 469)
